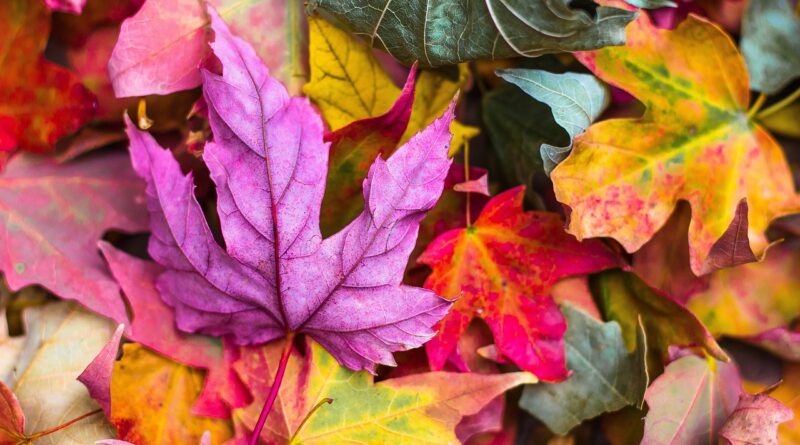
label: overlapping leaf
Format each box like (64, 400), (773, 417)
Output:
(519, 305), (648, 435)
(303, 16), (476, 154)
(3, 302), (116, 444)
(552, 14), (800, 275)
(687, 244), (800, 337)
(642, 354), (741, 445)
(109, 0), (308, 96)
(233, 338), (536, 444)
(591, 270), (727, 370)
(306, 0), (636, 67)
(0, 153), (147, 324)
(718, 393), (794, 445)
(420, 187), (623, 381)
(100, 243), (248, 418)
(110, 344), (233, 445)
(0, 0), (95, 159)
(497, 69), (609, 174)
(740, 0), (800, 94)
(126, 9), (454, 372)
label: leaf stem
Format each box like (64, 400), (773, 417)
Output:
(248, 334), (295, 445)
(747, 93), (767, 119)
(25, 408), (103, 440)
(757, 86), (800, 119)
(288, 397), (333, 444)
(463, 140), (472, 228)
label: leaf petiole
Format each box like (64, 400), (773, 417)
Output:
(747, 93), (767, 118)
(248, 333), (295, 445)
(24, 408), (103, 442)
(288, 397), (334, 444)
(757, 86), (800, 119)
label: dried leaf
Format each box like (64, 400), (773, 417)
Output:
(718, 393), (794, 445)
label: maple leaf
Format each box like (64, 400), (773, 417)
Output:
(551, 14), (800, 275)
(686, 244), (800, 338)
(0, 0), (96, 159)
(0, 152), (147, 325)
(100, 243), (249, 418)
(126, 9), (454, 373)
(232, 338), (536, 444)
(642, 354), (742, 445)
(109, 0), (308, 97)
(420, 187), (623, 381)
(110, 344), (233, 445)
(718, 393), (794, 445)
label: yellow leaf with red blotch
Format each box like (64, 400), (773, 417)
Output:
(233, 338), (535, 444)
(687, 244), (800, 337)
(551, 14), (799, 275)
(303, 16), (477, 155)
(110, 344), (232, 445)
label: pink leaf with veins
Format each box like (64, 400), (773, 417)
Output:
(125, 8), (455, 373)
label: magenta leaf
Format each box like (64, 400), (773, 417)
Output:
(125, 9), (455, 372)
(78, 324), (124, 417)
(100, 242), (249, 418)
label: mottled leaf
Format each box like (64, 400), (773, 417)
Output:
(420, 187), (623, 381)
(0, 0), (95, 159)
(718, 393), (793, 445)
(110, 344), (232, 445)
(0, 153), (147, 324)
(497, 69), (609, 174)
(519, 305), (648, 435)
(590, 270), (727, 370)
(740, 0), (800, 94)
(687, 244), (800, 337)
(641, 354), (741, 445)
(3, 302), (116, 444)
(306, 0), (636, 67)
(109, 0), (307, 96)
(233, 338), (536, 444)
(127, 10), (454, 372)
(553, 15), (800, 275)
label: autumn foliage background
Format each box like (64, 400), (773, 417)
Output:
(0, 0), (799, 444)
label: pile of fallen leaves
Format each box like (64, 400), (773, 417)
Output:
(0, 0), (799, 444)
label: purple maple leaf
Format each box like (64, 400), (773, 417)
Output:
(125, 9), (455, 372)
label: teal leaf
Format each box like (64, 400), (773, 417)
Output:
(624, 0), (677, 9)
(741, 0), (800, 94)
(519, 304), (649, 435)
(497, 69), (609, 174)
(306, 0), (636, 67)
